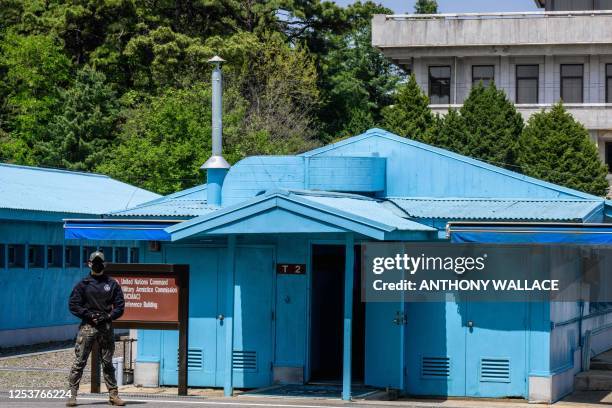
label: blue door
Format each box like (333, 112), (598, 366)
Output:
(364, 302), (404, 389)
(231, 246), (275, 388)
(160, 247), (224, 387)
(465, 302), (527, 398)
(405, 301), (466, 396)
(404, 301), (527, 398)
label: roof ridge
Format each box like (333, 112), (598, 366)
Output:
(301, 128), (600, 201)
(0, 162), (110, 178)
(387, 197), (601, 202)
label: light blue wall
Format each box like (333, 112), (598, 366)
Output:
(221, 156), (387, 205)
(305, 131), (593, 200)
(0, 218), (140, 332)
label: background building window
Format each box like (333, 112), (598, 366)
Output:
(47, 245), (63, 267)
(472, 65), (495, 87)
(8, 245), (25, 267)
(606, 142), (612, 173)
(129, 248), (139, 263)
(65, 246), (80, 268)
(516, 65), (539, 104)
(114, 247), (128, 263)
(100, 247), (113, 262)
(82, 246), (96, 265)
(606, 64), (612, 103)
(560, 64), (583, 103)
(29, 245), (44, 267)
(429, 66), (451, 104)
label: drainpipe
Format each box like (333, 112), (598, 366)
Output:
(201, 56), (231, 207)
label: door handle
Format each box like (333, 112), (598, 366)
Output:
(217, 314), (224, 321)
(467, 320), (474, 328)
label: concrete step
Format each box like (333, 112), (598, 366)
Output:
(591, 348), (612, 371)
(575, 370), (612, 391)
(591, 360), (612, 371)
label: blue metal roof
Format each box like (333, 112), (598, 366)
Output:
(108, 184), (217, 217)
(165, 189), (435, 241)
(289, 190), (429, 231)
(0, 163), (160, 215)
(388, 197), (603, 222)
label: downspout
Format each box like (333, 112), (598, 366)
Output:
(201, 56), (231, 207)
(453, 56), (458, 104)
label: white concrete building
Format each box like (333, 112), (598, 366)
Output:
(372, 0), (612, 180)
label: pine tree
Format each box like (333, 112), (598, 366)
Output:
(460, 83), (524, 169)
(518, 103), (608, 196)
(426, 109), (469, 155)
(381, 74), (433, 142)
(414, 0), (438, 14)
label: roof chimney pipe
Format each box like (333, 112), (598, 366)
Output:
(202, 56), (230, 207)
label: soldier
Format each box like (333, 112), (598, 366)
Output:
(66, 250), (126, 406)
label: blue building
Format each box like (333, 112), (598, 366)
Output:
(0, 163), (159, 347)
(64, 127), (612, 403)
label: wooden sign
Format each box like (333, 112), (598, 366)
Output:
(96, 264), (189, 396)
(114, 275), (179, 322)
(276, 263), (306, 275)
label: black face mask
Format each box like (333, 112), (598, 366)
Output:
(91, 262), (105, 274)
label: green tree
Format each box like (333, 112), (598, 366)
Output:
(43, 65), (120, 171)
(317, 2), (400, 140)
(381, 74), (433, 142)
(0, 32), (71, 164)
(460, 83), (524, 168)
(414, 0), (438, 14)
(98, 85), (313, 194)
(518, 103), (608, 196)
(426, 109), (469, 154)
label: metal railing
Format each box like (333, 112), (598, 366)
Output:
(386, 10), (612, 21)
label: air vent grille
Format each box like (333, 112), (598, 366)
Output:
(233, 350), (257, 371)
(176, 348), (203, 370)
(421, 356), (450, 378)
(480, 358), (510, 383)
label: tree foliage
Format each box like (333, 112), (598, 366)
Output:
(97, 85), (313, 195)
(518, 103), (608, 196)
(459, 83), (524, 169)
(45, 65), (120, 171)
(381, 74), (432, 142)
(414, 0), (438, 14)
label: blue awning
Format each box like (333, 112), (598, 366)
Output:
(449, 222), (612, 245)
(64, 219), (179, 241)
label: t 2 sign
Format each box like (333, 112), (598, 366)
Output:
(277, 263), (306, 275)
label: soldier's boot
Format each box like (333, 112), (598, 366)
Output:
(65, 389), (77, 407)
(108, 388), (126, 406)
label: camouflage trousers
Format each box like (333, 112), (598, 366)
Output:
(67, 323), (117, 393)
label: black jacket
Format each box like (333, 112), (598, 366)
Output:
(69, 273), (125, 325)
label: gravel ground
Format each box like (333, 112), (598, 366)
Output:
(0, 340), (127, 391)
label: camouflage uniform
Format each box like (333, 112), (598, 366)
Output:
(67, 321), (118, 393)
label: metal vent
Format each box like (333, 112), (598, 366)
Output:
(480, 358), (510, 383)
(177, 348), (203, 369)
(232, 350), (257, 371)
(421, 356), (450, 378)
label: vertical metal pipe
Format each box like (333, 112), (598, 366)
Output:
(211, 62), (222, 157)
(203, 56), (230, 207)
(342, 233), (355, 401)
(224, 235), (236, 397)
